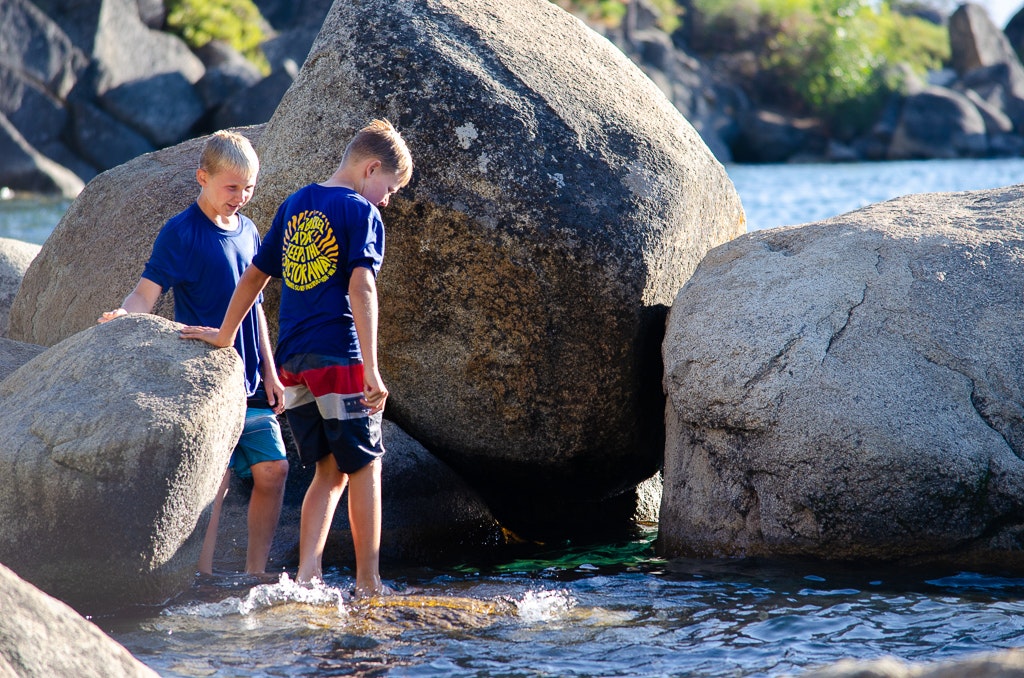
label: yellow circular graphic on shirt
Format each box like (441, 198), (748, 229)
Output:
(283, 210), (339, 291)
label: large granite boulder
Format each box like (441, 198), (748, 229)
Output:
(0, 0), (87, 100)
(0, 563), (157, 678)
(0, 236), (41, 337)
(7, 125), (264, 347)
(0, 337), (45, 382)
(0, 314), (246, 613)
(247, 0), (744, 539)
(660, 185), (1024, 568)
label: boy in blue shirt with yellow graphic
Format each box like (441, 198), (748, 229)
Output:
(100, 130), (289, 577)
(182, 119), (413, 597)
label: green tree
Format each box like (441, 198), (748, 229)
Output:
(166, 0), (270, 75)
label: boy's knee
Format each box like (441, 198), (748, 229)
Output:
(251, 459), (288, 489)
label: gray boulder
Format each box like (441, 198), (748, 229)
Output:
(0, 314), (246, 613)
(0, 237), (41, 337)
(99, 72), (207, 147)
(247, 0), (744, 540)
(949, 3), (1023, 76)
(0, 113), (84, 197)
(7, 125), (264, 347)
(0, 563), (157, 677)
(661, 185), (1024, 568)
(212, 67), (295, 130)
(0, 337), (45, 383)
(33, 0), (204, 94)
(0, 0), (87, 99)
(67, 99), (156, 171)
(888, 86), (988, 159)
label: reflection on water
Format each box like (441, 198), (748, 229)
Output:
(103, 529), (1024, 678)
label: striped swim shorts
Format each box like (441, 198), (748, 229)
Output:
(278, 353), (385, 473)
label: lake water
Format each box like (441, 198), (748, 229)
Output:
(7, 157), (1024, 677)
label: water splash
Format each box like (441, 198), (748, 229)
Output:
(164, 574), (347, 618)
(514, 588), (576, 623)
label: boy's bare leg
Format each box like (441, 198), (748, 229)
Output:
(296, 456), (348, 583)
(348, 459), (384, 597)
(245, 459), (288, 574)
(198, 469), (232, 575)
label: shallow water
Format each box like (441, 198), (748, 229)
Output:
(101, 529), (1024, 677)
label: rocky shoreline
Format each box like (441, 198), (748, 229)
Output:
(9, 0), (1024, 201)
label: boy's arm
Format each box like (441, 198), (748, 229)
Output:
(256, 303), (285, 414)
(97, 278), (162, 323)
(349, 266), (388, 414)
(179, 264), (271, 347)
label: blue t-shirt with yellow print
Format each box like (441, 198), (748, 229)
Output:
(253, 184), (385, 364)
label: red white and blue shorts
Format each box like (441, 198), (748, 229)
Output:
(278, 353), (385, 473)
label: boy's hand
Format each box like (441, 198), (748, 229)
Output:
(265, 372), (286, 414)
(361, 368), (388, 414)
(179, 325), (232, 348)
(97, 308), (127, 324)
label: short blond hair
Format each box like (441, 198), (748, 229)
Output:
(200, 130), (259, 178)
(341, 119), (413, 185)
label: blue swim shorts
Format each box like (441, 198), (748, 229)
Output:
(229, 406), (288, 480)
(279, 353), (385, 474)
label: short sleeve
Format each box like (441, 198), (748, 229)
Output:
(141, 220), (187, 293)
(253, 202), (286, 278)
(344, 204), (385, 278)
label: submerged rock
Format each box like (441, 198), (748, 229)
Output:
(798, 649), (1024, 677)
(0, 314), (245, 613)
(247, 0), (744, 539)
(660, 185), (1024, 568)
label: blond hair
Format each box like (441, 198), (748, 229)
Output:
(341, 119), (413, 185)
(200, 130), (259, 178)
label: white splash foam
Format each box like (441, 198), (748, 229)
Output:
(514, 589), (575, 623)
(164, 574), (347, 618)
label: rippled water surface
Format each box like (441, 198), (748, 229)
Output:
(101, 530), (1024, 677)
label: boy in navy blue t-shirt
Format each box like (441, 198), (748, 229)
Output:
(182, 119), (412, 597)
(100, 131), (288, 577)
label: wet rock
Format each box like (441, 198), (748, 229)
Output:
(660, 185), (1024, 569)
(0, 562), (158, 677)
(7, 125), (264, 347)
(0, 314), (246, 614)
(247, 0), (744, 541)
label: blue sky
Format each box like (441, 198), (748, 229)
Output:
(980, 0), (1022, 26)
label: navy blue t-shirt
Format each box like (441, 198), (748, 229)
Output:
(142, 202), (264, 396)
(253, 184), (384, 364)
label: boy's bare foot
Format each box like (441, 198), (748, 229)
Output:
(353, 582), (394, 599)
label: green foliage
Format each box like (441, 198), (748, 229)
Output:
(552, 0), (681, 34)
(166, 0), (270, 75)
(693, 0), (950, 132)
